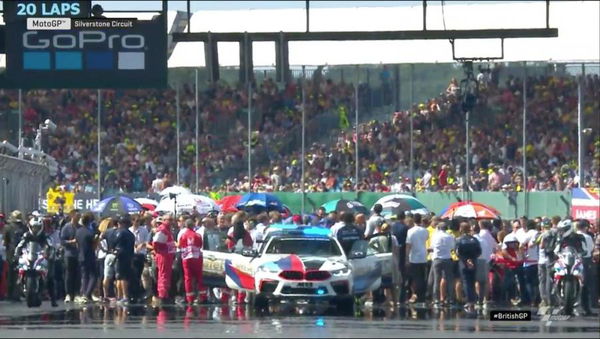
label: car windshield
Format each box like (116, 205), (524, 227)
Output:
(265, 238), (342, 257)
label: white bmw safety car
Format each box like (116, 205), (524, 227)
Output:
(201, 224), (400, 311)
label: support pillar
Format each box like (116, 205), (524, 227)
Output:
(204, 33), (220, 83)
(239, 34), (254, 84)
(275, 32), (290, 83)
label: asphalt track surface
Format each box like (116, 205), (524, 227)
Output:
(0, 301), (598, 338)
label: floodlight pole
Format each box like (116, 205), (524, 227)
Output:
(355, 69), (359, 191)
(301, 66), (306, 215)
(245, 32), (252, 192)
(410, 64), (415, 190)
(577, 65), (584, 187)
(176, 83), (181, 186)
(195, 68), (200, 192)
(97, 89), (102, 201)
(18, 89), (22, 159)
(522, 63), (528, 214)
(465, 109), (470, 201)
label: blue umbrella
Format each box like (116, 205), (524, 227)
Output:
(91, 195), (144, 217)
(236, 193), (284, 212)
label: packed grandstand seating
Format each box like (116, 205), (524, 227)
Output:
(1, 68), (598, 194)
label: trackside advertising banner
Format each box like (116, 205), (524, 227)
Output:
(571, 188), (600, 223)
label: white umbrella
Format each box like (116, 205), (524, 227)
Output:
(155, 194), (220, 214)
(159, 185), (192, 197)
(134, 198), (158, 206)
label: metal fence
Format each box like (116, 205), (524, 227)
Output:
(0, 154), (50, 213)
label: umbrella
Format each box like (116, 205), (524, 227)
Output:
(91, 195), (144, 217)
(159, 185), (192, 197)
(236, 192), (284, 212)
(321, 199), (369, 215)
(216, 195), (242, 213)
(156, 194), (220, 215)
(372, 194), (429, 216)
(440, 201), (500, 219)
(135, 198), (158, 211)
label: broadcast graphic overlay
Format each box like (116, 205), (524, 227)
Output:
(2, 0), (167, 88)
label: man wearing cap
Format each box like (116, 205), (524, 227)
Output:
(4, 210), (27, 301)
(152, 214), (176, 305)
(114, 216), (135, 305)
(179, 219), (206, 305)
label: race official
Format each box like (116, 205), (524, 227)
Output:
(178, 219), (206, 305)
(152, 214), (176, 304)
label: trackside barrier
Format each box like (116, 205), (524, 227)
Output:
(43, 191), (572, 220)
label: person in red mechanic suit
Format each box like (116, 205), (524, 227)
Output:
(226, 212), (253, 304)
(152, 214), (177, 305)
(178, 219), (207, 305)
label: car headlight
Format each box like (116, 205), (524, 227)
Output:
(330, 267), (350, 276)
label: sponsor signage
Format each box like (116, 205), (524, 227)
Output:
(2, 0), (167, 88)
(571, 188), (600, 223)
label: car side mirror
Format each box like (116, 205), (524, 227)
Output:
(348, 250), (366, 259)
(242, 249), (258, 257)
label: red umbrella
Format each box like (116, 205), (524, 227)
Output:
(217, 195), (242, 213)
(440, 201), (500, 220)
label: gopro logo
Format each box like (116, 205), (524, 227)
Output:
(22, 31), (146, 71)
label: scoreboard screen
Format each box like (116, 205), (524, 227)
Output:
(2, 0), (167, 89)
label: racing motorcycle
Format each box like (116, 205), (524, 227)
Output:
(553, 246), (584, 315)
(17, 241), (49, 308)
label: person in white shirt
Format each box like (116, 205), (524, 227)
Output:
(474, 220), (497, 307)
(430, 222), (456, 306)
(520, 220), (539, 306)
(405, 213), (429, 303)
(364, 204), (384, 238)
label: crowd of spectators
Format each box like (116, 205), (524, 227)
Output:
(230, 70), (600, 193)
(0, 66), (598, 194)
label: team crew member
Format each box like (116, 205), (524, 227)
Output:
(336, 212), (364, 255)
(114, 216), (135, 305)
(129, 215), (150, 303)
(152, 214), (176, 305)
(178, 219), (206, 305)
(455, 222), (482, 312)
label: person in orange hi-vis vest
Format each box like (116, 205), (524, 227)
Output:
(178, 219), (206, 305)
(152, 214), (176, 304)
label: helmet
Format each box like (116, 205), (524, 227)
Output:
(557, 219), (573, 238)
(540, 218), (552, 228)
(29, 217), (43, 236)
(10, 210), (23, 222)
